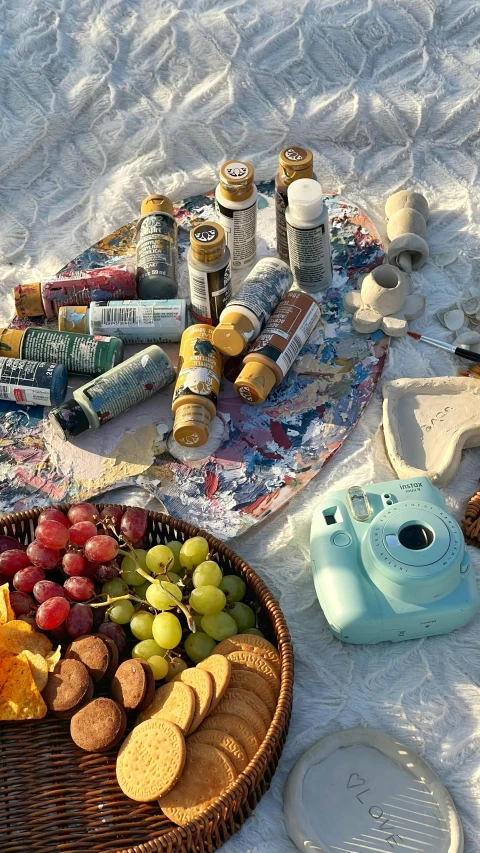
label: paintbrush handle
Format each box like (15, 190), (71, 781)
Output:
(455, 347), (480, 363)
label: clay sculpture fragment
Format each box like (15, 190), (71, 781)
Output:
(343, 264), (425, 337)
(385, 190), (430, 272)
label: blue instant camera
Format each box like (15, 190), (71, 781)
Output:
(310, 477), (479, 644)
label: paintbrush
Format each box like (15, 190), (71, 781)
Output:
(407, 331), (480, 363)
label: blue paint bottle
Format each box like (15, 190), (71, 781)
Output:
(0, 357), (67, 407)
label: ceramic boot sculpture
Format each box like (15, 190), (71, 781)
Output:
(343, 263), (425, 337)
(385, 190), (429, 272)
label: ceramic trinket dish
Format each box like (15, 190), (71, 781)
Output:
(343, 263), (425, 337)
(382, 376), (480, 486)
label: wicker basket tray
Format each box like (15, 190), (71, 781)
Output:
(0, 506), (293, 853)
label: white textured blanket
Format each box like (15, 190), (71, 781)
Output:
(1, 0), (480, 849)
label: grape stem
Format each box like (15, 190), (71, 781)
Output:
(90, 593), (141, 608)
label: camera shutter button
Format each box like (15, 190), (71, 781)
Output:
(332, 532), (352, 547)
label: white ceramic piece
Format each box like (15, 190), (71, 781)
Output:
(360, 264), (407, 314)
(435, 250), (457, 267)
(443, 309), (465, 331)
(382, 376), (480, 486)
(380, 313), (408, 336)
(352, 308), (382, 333)
(385, 189), (430, 222)
(403, 293), (426, 320)
(388, 232), (429, 270)
(386, 207), (426, 241)
(460, 297), (479, 315)
(454, 330), (480, 346)
(343, 290), (362, 313)
(284, 726), (463, 853)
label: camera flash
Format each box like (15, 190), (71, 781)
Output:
(347, 487), (371, 521)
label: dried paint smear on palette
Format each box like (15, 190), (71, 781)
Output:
(0, 182), (387, 538)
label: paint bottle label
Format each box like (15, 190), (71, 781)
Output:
(275, 187), (289, 263)
(89, 300), (186, 343)
(136, 214), (177, 286)
(41, 266), (137, 312)
(227, 258), (293, 328)
(173, 325), (222, 406)
(0, 358), (56, 405)
(82, 349), (175, 424)
(215, 199), (257, 268)
(248, 291), (321, 377)
(19, 328), (118, 375)
(189, 263), (232, 325)
(286, 217), (332, 291)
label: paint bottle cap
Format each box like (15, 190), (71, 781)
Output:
(212, 312), (253, 357)
(58, 306), (88, 333)
(140, 194), (174, 216)
(234, 360), (277, 405)
(287, 179), (324, 222)
(279, 147), (313, 184)
(219, 161), (254, 201)
(173, 402), (211, 447)
(14, 283), (44, 318)
(48, 399), (90, 440)
(0, 328), (23, 359)
(190, 222), (226, 265)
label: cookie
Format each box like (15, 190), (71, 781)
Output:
(200, 713), (259, 762)
(226, 651), (280, 697)
(211, 697), (267, 743)
(215, 635), (280, 673)
(138, 659), (155, 711)
(229, 670), (276, 717)
(222, 687), (272, 727)
(99, 634), (119, 681)
(70, 698), (126, 752)
(172, 667), (213, 734)
(196, 654), (231, 710)
(135, 681), (195, 734)
(189, 728), (248, 774)
(112, 660), (149, 712)
(42, 659), (93, 718)
(159, 742), (236, 826)
(65, 635), (110, 683)
(117, 718), (186, 802)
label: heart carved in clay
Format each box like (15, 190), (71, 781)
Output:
(382, 376), (480, 486)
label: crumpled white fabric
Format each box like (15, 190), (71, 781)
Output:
(1, 0), (480, 849)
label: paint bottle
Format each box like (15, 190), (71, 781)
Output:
(234, 291), (321, 405)
(172, 325), (222, 448)
(215, 161), (257, 270)
(14, 265), (137, 319)
(286, 179), (333, 292)
(275, 146), (314, 264)
(58, 300), (186, 344)
(187, 221), (231, 326)
(212, 257), (293, 357)
(0, 357), (67, 407)
(0, 327), (123, 376)
(49, 346), (175, 441)
(136, 195), (178, 299)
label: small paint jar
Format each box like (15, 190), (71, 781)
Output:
(136, 195), (178, 299)
(215, 161), (257, 270)
(58, 299), (187, 344)
(0, 357), (67, 407)
(286, 179), (333, 292)
(0, 327), (123, 376)
(14, 265), (137, 319)
(49, 345), (175, 440)
(172, 324), (222, 448)
(212, 257), (293, 357)
(275, 146), (314, 264)
(234, 291), (321, 405)
(187, 221), (231, 326)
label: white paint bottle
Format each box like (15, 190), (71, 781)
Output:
(286, 179), (333, 292)
(215, 160), (257, 270)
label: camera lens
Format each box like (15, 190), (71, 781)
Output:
(398, 524), (434, 550)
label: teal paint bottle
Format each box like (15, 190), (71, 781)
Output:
(58, 300), (186, 344)
(0, 327), (123, 376)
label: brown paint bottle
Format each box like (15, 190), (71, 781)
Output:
(275, 146), (314, 264)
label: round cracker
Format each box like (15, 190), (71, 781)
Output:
(229, 670), (277, 717)
(172, 667), (213, 734)
(116, 718), (186, 801)
(215, 635), (280, 672)
(136, 681), (195, 734)
(189, 728), (247, 774)
(196, 654), (231, 709)
(222, 687), (272, 727)
(226, 651), (280, 697)
(158, 742), (236, 825)
(200, 713), (259, 762)
(211, 697), (267, 743)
